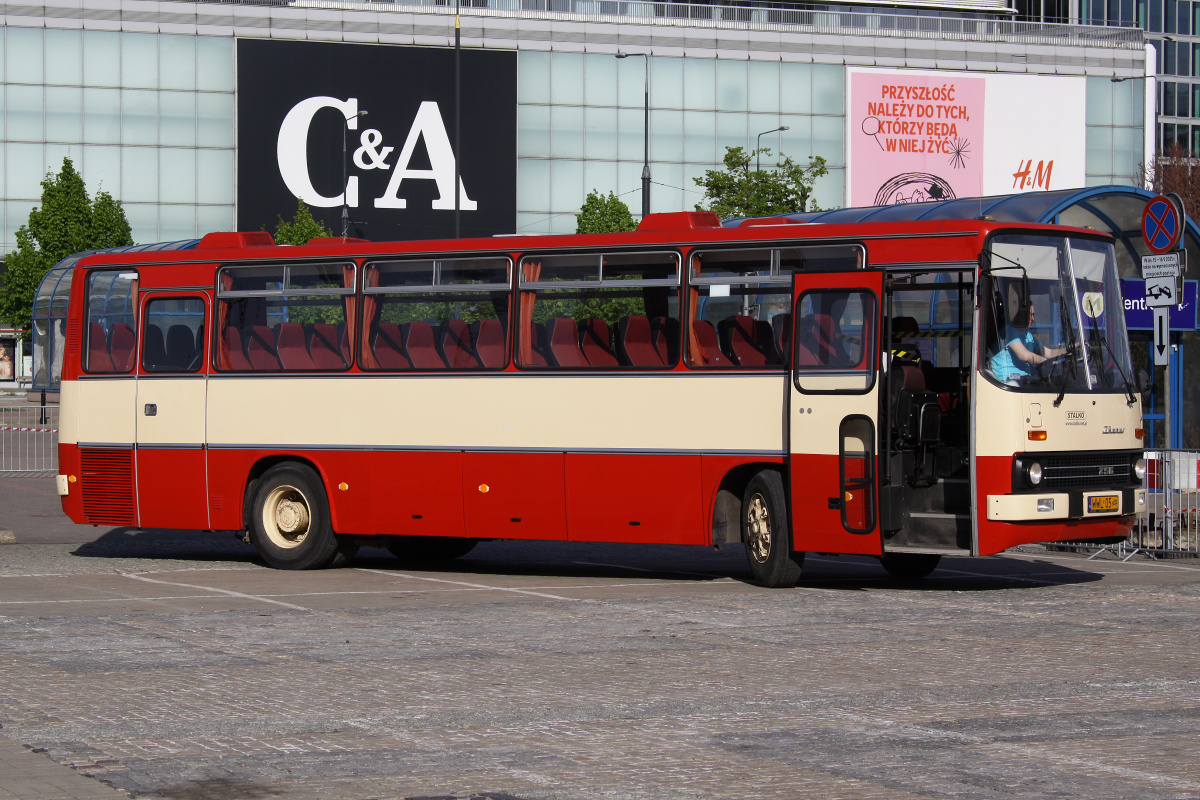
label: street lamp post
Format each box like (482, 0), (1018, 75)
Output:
(342, 108), (367, 238)
(616, 51), (650, 219)
(756, 125), (790, 172)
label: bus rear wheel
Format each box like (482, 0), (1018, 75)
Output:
(742, 470), (803, 589)
(389, 536), (478, 565)
(250, 463), (342, 570)
(879, 553), (941, 580)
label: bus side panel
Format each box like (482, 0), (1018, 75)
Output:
(309, 450), (376, 535)
(57, 443), (85, 523)
(790, 453), (883, 556)
(565, 453), (704, 544)
(463, 452), (568, 540)
(974, 454), (1134, 554)
(136, 448), (208, 529)
(371, 450), (466, 537)
(205, 449), (250, 531)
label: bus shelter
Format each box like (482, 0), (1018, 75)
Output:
(753, 187), (1200, 449)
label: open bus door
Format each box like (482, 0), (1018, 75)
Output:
(788, 271), (884, 556)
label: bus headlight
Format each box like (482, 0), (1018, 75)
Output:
(1026, 462), (1043, 486)
(1134, 458), (1147, 481)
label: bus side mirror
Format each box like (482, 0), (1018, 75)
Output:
(1136, 368), (1150, 393)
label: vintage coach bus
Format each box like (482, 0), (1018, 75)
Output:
(45, 211), (1147, 587)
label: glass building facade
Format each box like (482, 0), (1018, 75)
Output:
(0, 27), (235, 250)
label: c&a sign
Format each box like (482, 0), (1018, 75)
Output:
(237, 39), (517, 241)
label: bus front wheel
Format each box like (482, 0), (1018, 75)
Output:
(250, 463), (343, 570)
(742, 470), (803, 589)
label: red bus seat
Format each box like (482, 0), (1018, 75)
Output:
(471, 318), (506, 368)
(691, 320), (731, 367)
(439, 319), (479, 368)
(650, 316), (679, 365)
(87, 322), (115, 372)
(547, 317), (587, 367)
(579, 318), (618, 367)
(718, 315), (767, 366)
(166, 324), (196, 369)
(772, 313), (792, 362)
(109, 323), (136, 372)
(245, 325), (280, 370)
(221, 327), (252, 370)
(275, 323), (314, 370)
(617, 315), (662, 367)
(403, 321), (445, 369)
(308, 323), (346, 369)
(372, 323), (411, 369)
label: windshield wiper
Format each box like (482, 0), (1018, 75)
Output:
(1088, 315), (1137, 406)
(1052, 295), (1079, 408)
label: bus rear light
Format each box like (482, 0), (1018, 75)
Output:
(1028, 431), (1047, 441)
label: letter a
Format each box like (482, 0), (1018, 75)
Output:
(375, 101), (477, 210)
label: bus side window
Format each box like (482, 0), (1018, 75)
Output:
(216, 263), (355, 372)
(360, 256), (511, 372)
(516, 251), (680, 370)
(687, 248), (788, 369)
(142, 297), (206, 373)
(84, 270), (138, 374)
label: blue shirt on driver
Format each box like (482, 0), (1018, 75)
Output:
(989, 327), (1041, 383)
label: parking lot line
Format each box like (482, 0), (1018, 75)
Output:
(354, 567), (582, 600)
(123, 573), (311, 611)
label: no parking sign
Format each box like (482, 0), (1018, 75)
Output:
(1142, 194), (1184, 254)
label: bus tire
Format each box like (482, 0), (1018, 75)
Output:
(250, 463), (341, 570)
(742, 470), (803, 588)
(389, 536), (478, 565)
(879, 553), (941, 580)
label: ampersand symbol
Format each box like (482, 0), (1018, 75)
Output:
(353, 129), (393, 170)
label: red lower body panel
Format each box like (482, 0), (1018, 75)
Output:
(136, 449), (207, 530)
(566, 453), (704, 544)
(463, 452), (567, 540)
(790, 453), (882, 556)
(975, 454), (1134, 555)
(372, 450), (466, 537)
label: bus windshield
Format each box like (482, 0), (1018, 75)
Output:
(982, 234), (1134, 395)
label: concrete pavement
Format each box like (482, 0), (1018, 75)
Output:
(4, 477), (1200, 799)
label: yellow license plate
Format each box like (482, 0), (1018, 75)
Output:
(1088, 494), (1120, 513)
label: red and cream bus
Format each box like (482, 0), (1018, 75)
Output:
(46, 211), (1147, 587)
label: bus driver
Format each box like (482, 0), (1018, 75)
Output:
(988, 301), (1067, 384)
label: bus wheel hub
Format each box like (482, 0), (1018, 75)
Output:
(746, 493), (771, 562)
(276, 497), (309, 534)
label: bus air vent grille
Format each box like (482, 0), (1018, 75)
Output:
(1041, 453), (1133, 490)
(66, 319), (80, 354)
(80, 448), (135, 525)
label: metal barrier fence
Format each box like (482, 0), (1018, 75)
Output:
(1052, 449), (1200, 559)
(0, 405), (59, 475)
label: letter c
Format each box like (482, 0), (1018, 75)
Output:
(276, 96), (359, 208)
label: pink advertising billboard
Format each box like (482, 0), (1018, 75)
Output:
(849, 71), (986, 207)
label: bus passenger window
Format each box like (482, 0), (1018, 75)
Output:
(83, 270), (138, 374)
(688, 244), (866, 370)
(142, 297), (206, 372)
(516, 251), (680, 369)
(360, 256), (511, 371)
(216, 262), (355, 372)
(793, 289), (877, 394)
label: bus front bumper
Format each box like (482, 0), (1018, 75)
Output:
(987, 488), (1146, 522)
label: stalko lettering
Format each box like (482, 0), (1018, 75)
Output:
(276, 96), (476, 211)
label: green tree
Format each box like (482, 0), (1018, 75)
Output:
(576, 190), (637, 234)
(0, 157), (133, 333)
(273, 199), (333, 245)
(694, 146), (828, 220)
